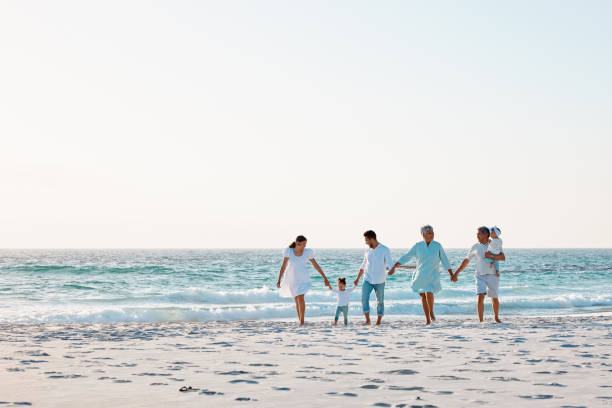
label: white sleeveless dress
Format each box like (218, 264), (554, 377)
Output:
(279, 248), (314, 298)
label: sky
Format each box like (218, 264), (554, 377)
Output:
(1, 1), (611, 249)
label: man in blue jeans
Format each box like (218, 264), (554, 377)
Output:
(353, 230), (394, 325)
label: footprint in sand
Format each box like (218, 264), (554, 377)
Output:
(519, 394), (553, 399)
(491, 376), (521, 382)
(360, 384), (380, 389)
(430, 375), (468, 381)
(200, 389), (223, 395)
(272, 387), (291, 391)
(388, 386), (424, 391)
(24, 351), (49, 357)
(380, 369), (418, 375)
(217, 370), (250, 375)
(19, 360), (47, 365)
(48, 374), (86, 379)
(534, 382), (566, 387)
(229, 379), (258, 384)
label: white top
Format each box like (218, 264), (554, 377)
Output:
(465, 243), (497, 275)
(360, 243), (394, 285)
(489, 238), (503, 255)
(279, 247), (315, 298)
(332, 286), (357, 306)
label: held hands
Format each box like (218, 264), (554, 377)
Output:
(484, 251), (492, 259)
(388, 267), (396, 276)
(353, 278), (360, 287)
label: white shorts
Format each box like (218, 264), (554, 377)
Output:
(476, 274), (499, 298)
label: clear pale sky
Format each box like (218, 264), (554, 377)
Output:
(1, 1), (611, 249)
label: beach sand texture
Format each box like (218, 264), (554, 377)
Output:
(1, 315), (610, 407)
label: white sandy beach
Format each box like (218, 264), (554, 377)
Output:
(1, 315), (611, 407)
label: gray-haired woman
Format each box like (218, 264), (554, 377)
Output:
(388, 225), (453, 325)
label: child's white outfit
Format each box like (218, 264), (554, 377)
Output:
(332, 286), (356, 325)
(486, 238), (503, 271)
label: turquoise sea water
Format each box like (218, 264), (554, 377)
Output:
(0, 249), (610, 323)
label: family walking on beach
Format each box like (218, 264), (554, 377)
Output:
(276, 226), (505, 326)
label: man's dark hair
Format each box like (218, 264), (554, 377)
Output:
(363, 230), (377, 240)
(478, 226), (490, 236)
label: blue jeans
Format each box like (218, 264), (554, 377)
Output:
(334, 306), (349, 325)
(362, 281), (385, 316)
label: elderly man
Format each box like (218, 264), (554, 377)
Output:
(452, 226), (506, 323)
(388, 225), (453, 325)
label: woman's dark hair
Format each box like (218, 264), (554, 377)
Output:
(289, 235), (307, 248)
(338, 277), (347, 285)
(363, 230), (377, 240)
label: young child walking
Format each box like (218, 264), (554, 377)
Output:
(330, 277), (357, 326)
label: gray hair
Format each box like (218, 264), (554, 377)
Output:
(420, 225), (433, 235)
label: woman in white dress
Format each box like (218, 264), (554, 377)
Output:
(276, 235), (330, 325)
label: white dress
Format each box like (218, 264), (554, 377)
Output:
(279, 248), (314, 298)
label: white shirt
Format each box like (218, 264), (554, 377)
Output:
(332, 286), (357, 306)
(360, 243), (394, 285)
(465, 242), (498, 275)
(489, 238), (503, 255)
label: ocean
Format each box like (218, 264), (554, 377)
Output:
(1, 249), (610, 323)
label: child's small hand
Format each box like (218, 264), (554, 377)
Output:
(496, 271), (500, 277)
